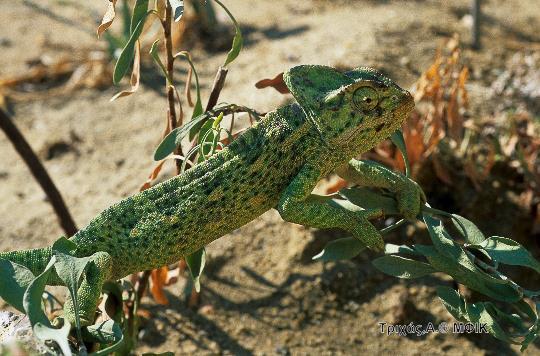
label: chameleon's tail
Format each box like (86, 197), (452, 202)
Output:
(0, 246), (54, 278)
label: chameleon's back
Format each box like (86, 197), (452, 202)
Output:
(71, 103), (317, 278)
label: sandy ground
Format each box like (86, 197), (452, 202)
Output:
(0, 0), (539, 354)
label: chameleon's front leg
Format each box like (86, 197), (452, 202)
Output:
(277, 164), (385, 251)
(336, 159), (425, 220)
(63, 251), (112, 326)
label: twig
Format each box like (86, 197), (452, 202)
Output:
(471, 0), (481, 50)
(0, 107), (78, 236)
(205, 66), (229, 112)
(163, 2), (182, 174)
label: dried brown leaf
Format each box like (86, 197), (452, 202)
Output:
(139, 160), (166, 191)
(185, 66), (194, 107)
(150, 266), (170, 305)
(255, 72), (290, 94)
(324, 177), (348, 194)
(97, 0), (118, 37)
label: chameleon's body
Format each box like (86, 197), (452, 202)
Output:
(0, 65), (421, 325)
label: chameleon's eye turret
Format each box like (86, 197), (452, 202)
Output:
(352, 86), (378, 111)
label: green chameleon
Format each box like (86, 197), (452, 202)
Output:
(0, 65), (423, 326)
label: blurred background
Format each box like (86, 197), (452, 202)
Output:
(0, 0), (539, 354)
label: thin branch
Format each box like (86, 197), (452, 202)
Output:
(205, 66), (228, 112)
(163, 2), (182, 174)
(0, 107), (78, 236)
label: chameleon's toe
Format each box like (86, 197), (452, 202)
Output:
(348, 211), (385, 251)
(396, 179), (425, 221)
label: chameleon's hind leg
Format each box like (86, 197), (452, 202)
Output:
(277, 164), (385, 251)
(63, 251), (112, 326)
(336, 159), (425, 220)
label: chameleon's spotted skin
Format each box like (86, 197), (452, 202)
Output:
(0, 65), (422, 325)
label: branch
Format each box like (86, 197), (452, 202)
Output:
(0, 107), (78, 236)
(205, 66), (228, 111)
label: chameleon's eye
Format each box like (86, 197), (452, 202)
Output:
(353, 86), (378, 111)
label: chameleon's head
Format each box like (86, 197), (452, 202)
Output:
(284, 65), (414, 154)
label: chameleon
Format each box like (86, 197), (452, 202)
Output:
(0, 65), (423, 327)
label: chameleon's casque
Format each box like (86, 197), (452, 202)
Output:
(0, 65), (421, 326)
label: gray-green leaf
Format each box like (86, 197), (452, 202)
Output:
(436, 286), (466, 321)
(390, 130), (410, 177)
(113, 12), (148, 84)
(33, 319), (72, 356)
(130, 0), (149, 33)
(0, 258), (35, 312)
(451, 214), (485, 244)
(479, 236), (540, 273)
(82, 319), (123, 344)
(372, 255), (436, 279)
(214, 0), (243, 66)
(185, 248), (206, 293)
(52, 249), (91, 331)
(339, 187), (400, 215)
(313, 237), (365, 261)
(23, 256), (57, 327)
(154, 112), (209, 160)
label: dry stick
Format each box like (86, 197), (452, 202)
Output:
(164, 3), (182, 174)
(133, 2), (182, 314)
(471, 0), (481, 50)
(205, 66), (228, 112)
(0, 107), (78, 236)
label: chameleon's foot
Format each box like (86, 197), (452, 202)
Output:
(63, 252), (112, 327)
(347, 209), (385, 251)
(395, 178), (425, 221)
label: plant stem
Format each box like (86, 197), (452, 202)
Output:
(0, 107), (78, 236)
(163, 2), (182, 174)
(205, 66), (228, 111)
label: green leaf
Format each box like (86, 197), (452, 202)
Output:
(414, 244), (522, 303)
(451, 214), (485, 244)
(384, 244), (420, 256)
(82, 320), (123, 344)
(390, 130), (410, 177)
(52, 236), (78, 255)
(484, 302), (528, 334)
(313, 237), (365, 261)
(423, 214), (462, 259)
(0, 258), (35, 312)
(480, 236), (540, 273)
(90, 333), (125, 356)
(185, 248), (206, 293)
(52, 248), (91, 332)
(153, 113), (208, 160)
(175, 52), (204, 140)
(372, 255), (436, 279)
(213, 0), (243, 66)
(339, 187), (400, 215)
(33, 319), (72, 356)
(149, 39), (172, 83)
(168, 0), (184, 22)
(514, 299), (537, 321)
(23, 256), (57, 327)
(436, 286), (466, 321)
(130, 0), (149, 34)
(465, 302), (517, 344)
(113, 12), (148, 84)
(521, 325), (539, 352)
